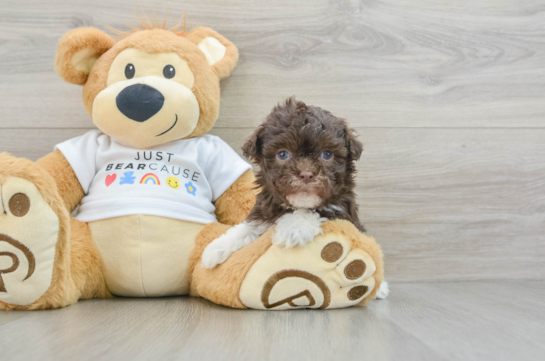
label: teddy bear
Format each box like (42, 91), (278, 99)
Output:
(0, 20), (384, 311)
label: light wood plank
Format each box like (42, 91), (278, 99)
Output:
(356, 128), (545, 282)
(0, 311), (29, 327)
(0, 282), (543, 361)
(1, 127), (544, 282)
(0, 295), (439, 361)
(374, 281), (545, 361)
(1, 0), (545, 128)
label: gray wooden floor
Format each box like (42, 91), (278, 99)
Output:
(1, 0), (545, 360)
(0, 281), (543, 361)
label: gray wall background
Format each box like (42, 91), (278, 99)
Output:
(1, 0), (544, 282)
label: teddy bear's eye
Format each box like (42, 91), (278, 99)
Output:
(125, 64), (135, 79)
(163, 65), (176, 79)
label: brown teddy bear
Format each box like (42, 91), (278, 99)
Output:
(0, 21), (384, 310)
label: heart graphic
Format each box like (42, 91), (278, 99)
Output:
(105, 174), (116, 187)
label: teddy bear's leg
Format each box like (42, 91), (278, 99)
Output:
(0, 154), (110, 310)
(68, 218), (112, 302)
(189, 220), (384, 310)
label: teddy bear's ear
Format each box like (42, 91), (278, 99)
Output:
(185, 27), (239, 80)
(55, 27), (116, 85)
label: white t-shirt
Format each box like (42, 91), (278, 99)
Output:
(56, 130), (251, 224)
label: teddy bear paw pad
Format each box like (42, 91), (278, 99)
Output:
(0, 177), (59, 306)
(239, 232), (376, 310)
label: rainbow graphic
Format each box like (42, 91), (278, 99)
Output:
(140, 173), (161, 185)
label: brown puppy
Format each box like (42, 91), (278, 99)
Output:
(244, 97), (364, 230)
(202, 97), (364, 268)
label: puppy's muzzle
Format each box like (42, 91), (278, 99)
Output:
(299, 171), (314, 184)
(116, 83), (165, 122)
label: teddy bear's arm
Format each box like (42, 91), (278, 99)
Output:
(214, 169), (258, 226)
(36, 149), (85, 213)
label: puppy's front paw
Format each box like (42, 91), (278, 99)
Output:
(201, 242), (232, 269)
(272, 210), (326, 248)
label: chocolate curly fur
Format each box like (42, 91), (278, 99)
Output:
(242, 97), (365, 232)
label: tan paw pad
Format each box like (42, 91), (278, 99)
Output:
(0, 177), (59, 306)
(335, 249), (376, 285)
(329, 276), (376, 309)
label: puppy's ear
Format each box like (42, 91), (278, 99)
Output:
(346, 127), (363, 160)
(55, 27), (116, 85)
(185, 27), (239, 80)
(242, 126), (264, 163)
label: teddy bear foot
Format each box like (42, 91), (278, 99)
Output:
(190, 219), (384, 310)
(0, 176), (60, 307)
(239, 226), (378, 309)
(0, 154), (82, 311)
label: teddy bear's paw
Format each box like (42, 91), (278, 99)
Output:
(0, 177), (60, 306)
(239, 230), (377, 310)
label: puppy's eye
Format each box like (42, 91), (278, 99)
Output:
(125, 64), (135, 79)
(277, 151), (290, 161)
(163, 65), (176, 79)
(322, 151), (333, 160)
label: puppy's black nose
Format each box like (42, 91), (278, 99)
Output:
(116, 84), (164, 122)
(299, 171), (314, 183)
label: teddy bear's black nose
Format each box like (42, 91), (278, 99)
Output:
(116, 84), (165, 122)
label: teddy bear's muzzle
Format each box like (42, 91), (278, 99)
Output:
(116, 83), (165, 122)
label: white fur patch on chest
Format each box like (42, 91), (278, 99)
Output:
(272, 209), (327, 248)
